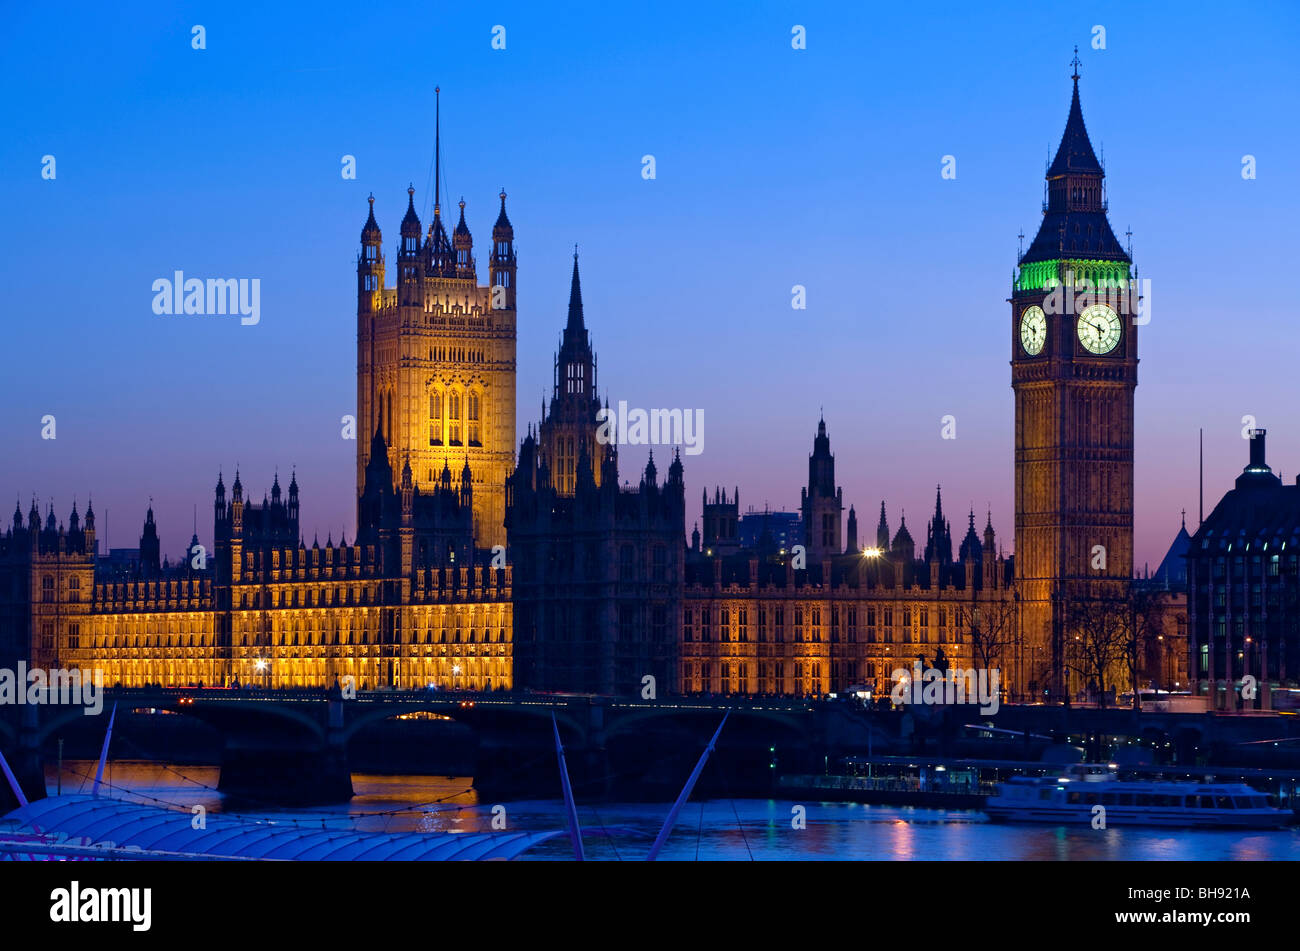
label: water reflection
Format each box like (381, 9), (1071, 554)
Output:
(42, 762), (1300, 861)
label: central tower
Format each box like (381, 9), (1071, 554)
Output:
(356, 90), (517, 549)
(1011, 59), (1138, 699)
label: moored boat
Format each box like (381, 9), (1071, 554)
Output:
(985, 765), (1292, 829)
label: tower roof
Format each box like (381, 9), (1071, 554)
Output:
(566, 250), (584, 334)
(1191, 430), (1300, 557)
(401, 185), (421, 235)
(812, 415), (830, 458)
(494, 189), (512, 233)
(427, 212), (454, 275)
(958, 508), (983, 563)
(361, 193), (381, 242)
(892, 513), (913, 550)
(1150, 519), (1191, 587)
(1047, 70), (1102, 177)
(1019, 63), (1130, 268)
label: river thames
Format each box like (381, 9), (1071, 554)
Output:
(47, 761), (1300, 861)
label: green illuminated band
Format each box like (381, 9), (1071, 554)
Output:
(1014, 258), (1131, 292)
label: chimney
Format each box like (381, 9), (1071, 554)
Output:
(1249, 428), (1267, 469)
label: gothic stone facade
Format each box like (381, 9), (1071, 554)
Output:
(1, 475), (511, 691)
(505, 256), (686, 695)
(681, 421), (1017, 698)
(357, 185), (517, 551)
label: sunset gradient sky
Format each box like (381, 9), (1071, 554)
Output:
(3, 0), (1298, 569)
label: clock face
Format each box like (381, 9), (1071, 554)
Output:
(1077, 303), (1121, 354)
(1019, 305), (1047, 356)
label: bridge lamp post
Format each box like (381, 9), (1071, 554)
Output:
(452, 663), (462, 691)
(254, 657), (269, 689)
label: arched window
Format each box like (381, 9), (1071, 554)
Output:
(42, 575), (54, 602)
(428, 391), (443, 445)
(468, 391), (481, 446)
(448, 390), (462, 445)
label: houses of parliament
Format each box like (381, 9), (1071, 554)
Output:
(0, 71), (1188, 702)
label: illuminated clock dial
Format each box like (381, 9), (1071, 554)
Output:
(1077, 303), (1121, 354)
(1019, 305), (1047, 356)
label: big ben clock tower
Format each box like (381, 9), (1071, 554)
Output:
(1011, 53), (1138, 700)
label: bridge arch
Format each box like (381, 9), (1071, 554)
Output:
(337, 700), (587, 745)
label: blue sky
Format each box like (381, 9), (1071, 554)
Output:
(2, 0), (1297, 567)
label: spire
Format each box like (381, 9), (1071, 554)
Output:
(361, 193), (381, 243)
(1020, 58), (1128, 268)
(668, 447), (684, 485)
(426, 95), (454, 279)
(566, 247), (584, 333)
(434, 86), (441, 214)
(1048, 50), (1102, 178)
(401, 184), (420, 233)
(494, 189), (512, 232)
(925, 485), (953, 564)
(892, 511), (914, 554)
(959, 507), (982, 563)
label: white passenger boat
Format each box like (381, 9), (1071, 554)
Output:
(985, 765), (1292, 829)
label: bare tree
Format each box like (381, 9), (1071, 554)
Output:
(1064, 596), (1130, 708)
(1123, 586), (1169, 708)
(956, 600), (1017, 674)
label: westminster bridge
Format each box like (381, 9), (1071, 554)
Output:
(5, 690), (1300, 808)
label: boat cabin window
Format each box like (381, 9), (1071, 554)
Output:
(1214, 796), (1235, 809)
(1198, 796), (1215, 809)
(1183, 796), (1197, 808)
